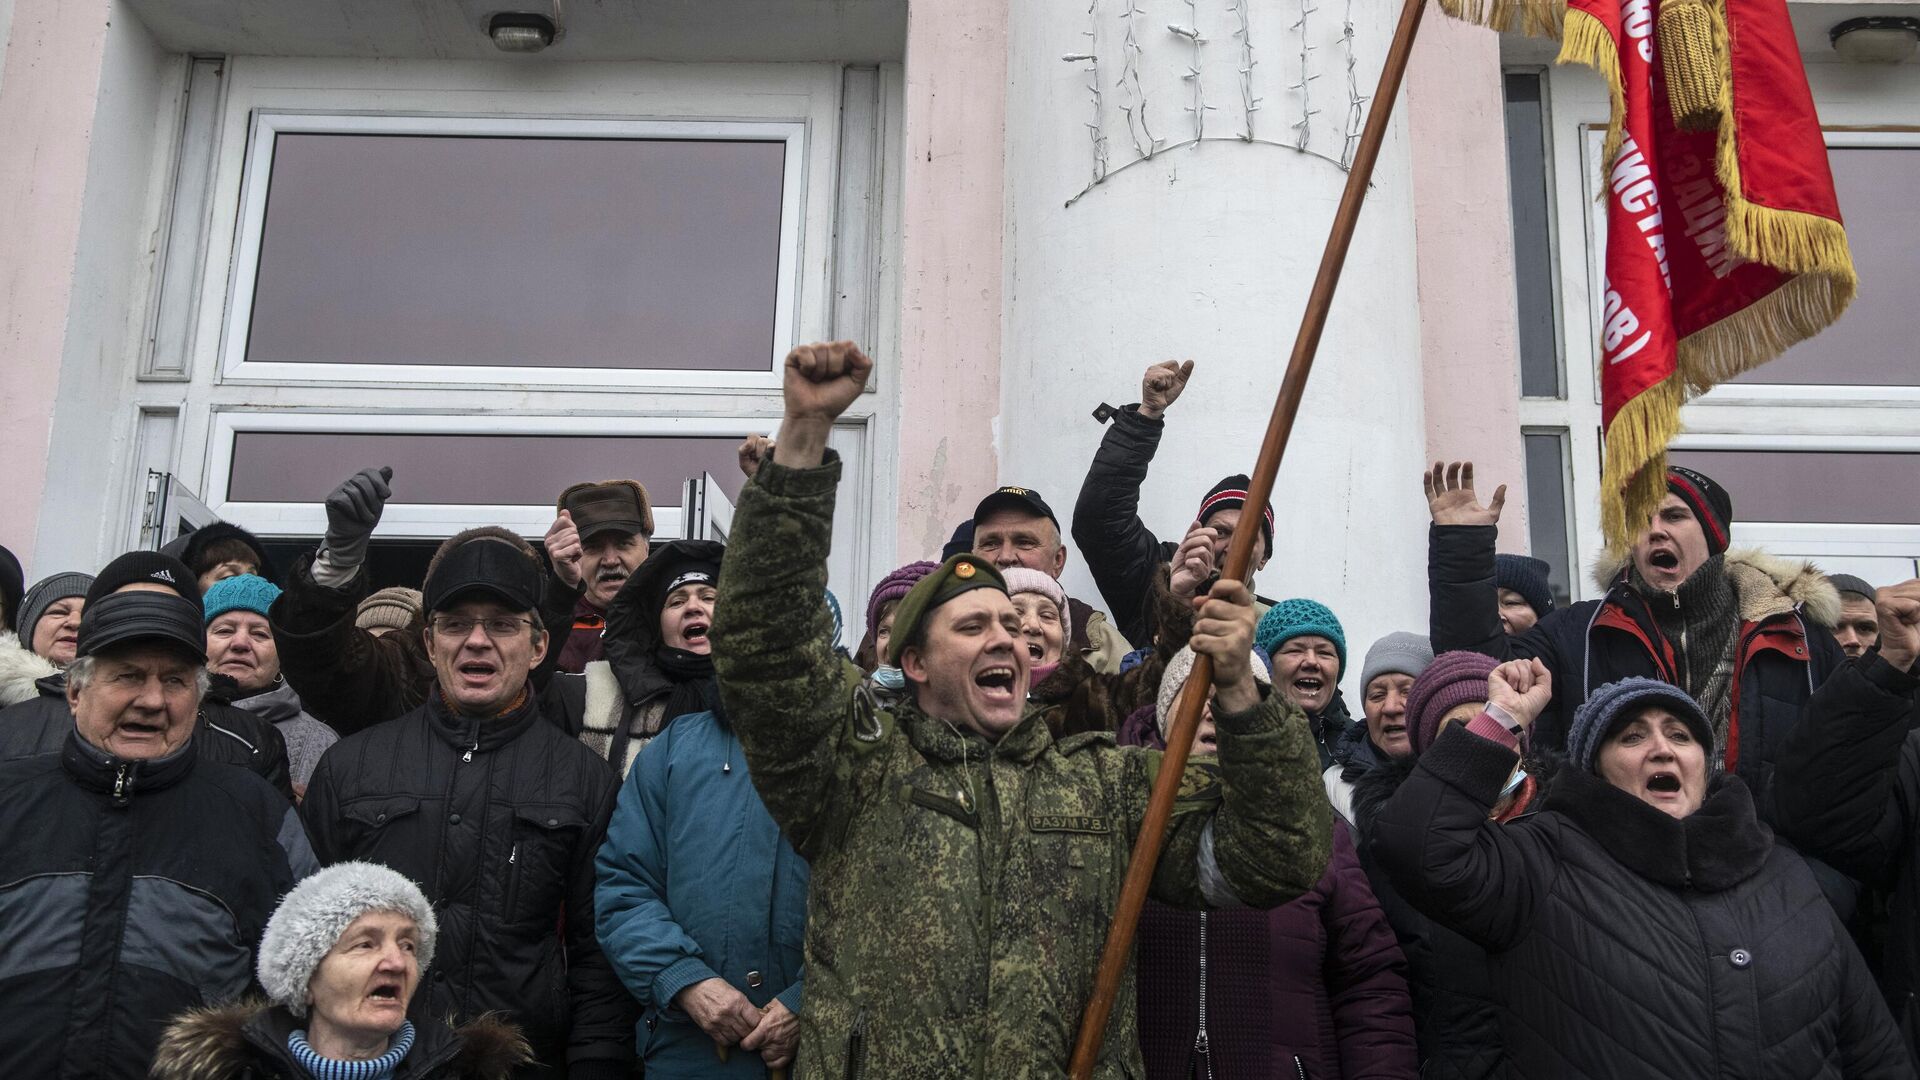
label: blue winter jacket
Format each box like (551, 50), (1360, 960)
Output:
(595, 709), (809, 1077)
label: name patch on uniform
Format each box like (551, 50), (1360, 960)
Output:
(1030, 814), (1111, 834)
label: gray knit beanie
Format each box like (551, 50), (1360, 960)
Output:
(16, 572), (94, 640)
(1566, 677), (1713, 774)
(1359, 631), (1434, 691)
(257, 862), (438, 1016)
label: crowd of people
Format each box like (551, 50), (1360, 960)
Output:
(2, 342), (1917, 1078)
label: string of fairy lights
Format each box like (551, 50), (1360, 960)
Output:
(1062, 0), (1365, 206)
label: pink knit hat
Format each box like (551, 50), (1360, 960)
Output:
(999, 567), (1071, 645)
(1406, 650), (1500, 756)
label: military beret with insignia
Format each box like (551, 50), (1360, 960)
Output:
(884, 553), (1008, 666)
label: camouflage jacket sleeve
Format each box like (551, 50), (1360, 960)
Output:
(711, 452), (866, 861)
(1138, 685), (1332, 909)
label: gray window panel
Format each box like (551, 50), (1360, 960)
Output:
(1504, 72), (1563, 399)
(245, 133), (786, 371)
(1522, 431), (1575, 607)
(1733, 147), (1919, 386)
(226, 432), (746, 506)
(1667, 449), (1920, 524)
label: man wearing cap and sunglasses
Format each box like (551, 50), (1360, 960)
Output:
(300, 526), (634, 1079)
(0, 552), (295, 802)
(0, 550), (315, 1079)
(710, 340), (1331, 1077)
(546, 479), (655, 673)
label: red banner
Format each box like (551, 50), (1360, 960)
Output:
(1446, 0), (1856, 548)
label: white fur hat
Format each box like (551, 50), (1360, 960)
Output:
(257, 862), (438, 1016)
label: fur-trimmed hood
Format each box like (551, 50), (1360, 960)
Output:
(1591, 546), (1843, 629)
(0, 631), (57, 709)
(151, 1001), (531, 1080)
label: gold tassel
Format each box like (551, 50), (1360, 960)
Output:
(1658, 0), (1722, 131)
(1676, 273), (1854, 391)
(1600, 374), (1687, 552)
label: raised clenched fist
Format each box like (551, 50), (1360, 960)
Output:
(782, 341), (873, 423)
(1140, 359), (1195, 421)
(1874, 579), (1920, 674)
(1486, 658), (1553, 730)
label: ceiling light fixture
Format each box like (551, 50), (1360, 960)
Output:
(1829, 16), (1920, 64)
(489, 11), (560, 53)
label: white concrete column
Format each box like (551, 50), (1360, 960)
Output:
(1001, 0), (1433, 682)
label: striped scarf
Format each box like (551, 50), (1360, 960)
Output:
(287, 1021), (415, 1080)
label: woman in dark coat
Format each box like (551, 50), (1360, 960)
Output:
(1127, 646), (1417, 1080)
(152, 862), (531, 1079)
(1372, 662), (1910, 1079)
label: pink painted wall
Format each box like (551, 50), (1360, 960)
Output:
(0, 0), (110, 569)
(891, 0), (1007, 562)
(1405, 15), (1530, 551)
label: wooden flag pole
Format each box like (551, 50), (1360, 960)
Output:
(1066, 0), (1431, 1073)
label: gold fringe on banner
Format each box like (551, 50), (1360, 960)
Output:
(1558, 7), (1627, 167)
(1433, 0), (1564, 37)
(1600, 374), (1686, 553)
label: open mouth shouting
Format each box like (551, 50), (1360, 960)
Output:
(1645, 771), (1682, 796)
(975, 665), (1017, 703)
(1024, 640), (1045, 662)
(367, 978), (404, 1004)
(1647, 548), (1680, 571)
(455, 657), (500, 689)
(1289, 674), (1328, 707)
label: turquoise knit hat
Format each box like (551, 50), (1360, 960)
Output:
(202, 573), (283, 625)
(1256, 598), (1347, 674)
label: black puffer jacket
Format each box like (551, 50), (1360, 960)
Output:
(1776, 652), (1920, 1058)
(1372, 725), (1911, 1079)
(270, 552), (585, 737)
(300, 687), (632, 1078)
(0, 672), (294, 802)
(0, 731), (312, 1079)
(1351, 755), (1511, 1080)
(1072, 403), (1178, 646)
(1428, 524), (1844, 823)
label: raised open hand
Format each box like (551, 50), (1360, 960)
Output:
(1424, 461), (1507, 527)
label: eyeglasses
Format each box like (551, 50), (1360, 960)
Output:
(430, 615), (534, 639)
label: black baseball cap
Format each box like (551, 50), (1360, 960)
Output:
(973, 486), (1058, 529)
(423, 537), (546, 615)
(76, 590), (207, 662)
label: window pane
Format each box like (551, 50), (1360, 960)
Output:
(1523, 430), (1575, 607)
(1504, 72), (1562, 398)
(246, 133), (786, 371)
(1666, 449), (1920, 523)
(1732, 147), (1920, 386)
(226, 432), (746, 506)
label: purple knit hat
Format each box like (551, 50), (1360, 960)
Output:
(866, 561), (939, 630)
(1407, 650), (1500, 755)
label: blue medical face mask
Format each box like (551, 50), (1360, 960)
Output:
(872, 665), (907, 691)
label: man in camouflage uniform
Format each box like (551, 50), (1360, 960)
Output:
(711, 340), (1332, 1078)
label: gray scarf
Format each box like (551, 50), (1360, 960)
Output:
(1634, 553), (1740, 766)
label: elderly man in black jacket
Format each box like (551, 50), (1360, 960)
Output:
(1073, 360), (1275, 648)
(1424, 460), (1843, 824)
(0, 557), (315, 1079)
(300, 526), (632, 1079)
(0, 552), (294, 802)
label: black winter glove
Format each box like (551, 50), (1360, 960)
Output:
(321, 466), (392, 570)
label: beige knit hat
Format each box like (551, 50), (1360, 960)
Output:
(355, 586), (424, 633)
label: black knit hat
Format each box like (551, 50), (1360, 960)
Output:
(1666, 466), (1732, 555)
(1196, 474), (1275, 553)
(942, 519), (975, 561)
(1495, 554), (1554, 618)
(618, 540), (726, 642)
(1828, 574), (1877, 603)
(87, 551), (202, 606)
(161, 521), (279, 585)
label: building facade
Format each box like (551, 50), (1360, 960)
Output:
(2, 0), (1915, 692)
